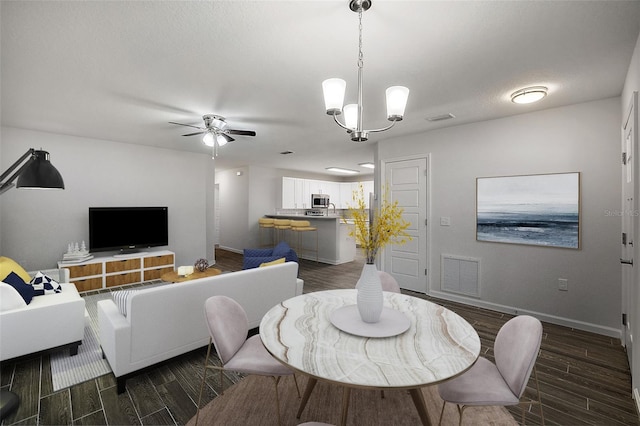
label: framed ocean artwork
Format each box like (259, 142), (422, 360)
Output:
(476, 172), (580, 249)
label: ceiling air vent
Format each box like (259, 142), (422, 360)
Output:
(426, 113), (456, 122)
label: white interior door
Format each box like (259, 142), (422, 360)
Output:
(382, 157), (428, 293)
(622, 91), (639, 393)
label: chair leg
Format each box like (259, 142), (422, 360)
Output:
(458, 405), (466, 426)
(438, 400), (446, 426)
(534, 365), (545, 425)
(272, 376), (283, 426)
(195, 338), (213, 426)
(293, 374), (301, 398)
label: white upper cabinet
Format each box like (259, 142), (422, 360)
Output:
(282, 177), (373, 209)
(282, 177), (310, 209)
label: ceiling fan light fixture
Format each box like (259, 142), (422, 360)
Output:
(511, 86), (548, 104)
(216, 134), (228, 147)
(202, 131), (215, 147)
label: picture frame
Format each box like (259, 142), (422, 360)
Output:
(476, 172), (580, 249)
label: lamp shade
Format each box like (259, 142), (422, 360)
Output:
(343, 104), (359, 130)
(202, 132), (215, 147)
(216, 134), (228, 147)
(16, 150), (64, 190)
(386, 86), (409, 121)
(322, 78), (346, 115)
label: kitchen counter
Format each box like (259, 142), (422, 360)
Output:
(266, 215), (356, 265)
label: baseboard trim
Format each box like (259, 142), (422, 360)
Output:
(429, 290), (621, 339)
(634, 388), (640, 416)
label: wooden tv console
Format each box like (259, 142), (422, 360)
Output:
(58, 250), (175, 292)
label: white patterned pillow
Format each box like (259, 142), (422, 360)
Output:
(29, 271), (62, 295)
(112, 290), (136, 317)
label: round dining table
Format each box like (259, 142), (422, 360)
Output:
(259, 289), (481, 426)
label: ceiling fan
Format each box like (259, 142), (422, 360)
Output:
(169, 114), (256, 157)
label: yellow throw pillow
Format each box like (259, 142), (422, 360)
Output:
(0, 256), (31, 283)
(259, 258), (286, 268)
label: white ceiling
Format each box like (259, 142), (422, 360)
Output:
(2, 1), (640, 176)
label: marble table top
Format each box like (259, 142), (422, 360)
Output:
(260, 289), (481, 389)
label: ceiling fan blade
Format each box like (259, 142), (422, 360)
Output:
(220, 134), (235, 143)
(182, 131), (206, 137)
(226, 129), (256, 137)
(169, 121), (204, 130)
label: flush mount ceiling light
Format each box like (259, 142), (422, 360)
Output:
(359, 162), (375, 169)
(326, 167), (360, 175)
(322, 0), (409, 142)
(511, 86), (548, 104)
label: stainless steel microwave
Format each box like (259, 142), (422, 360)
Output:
(311, 194), (330, 208)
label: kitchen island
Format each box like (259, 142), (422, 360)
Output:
(265, 215), (356, 265)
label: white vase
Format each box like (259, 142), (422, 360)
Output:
(356, 263), (383, 323)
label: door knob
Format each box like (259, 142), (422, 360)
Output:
(620, 258), (634, 265)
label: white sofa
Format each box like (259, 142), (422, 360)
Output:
(0, 268), (86, 361)
(97, 261), (303, 393)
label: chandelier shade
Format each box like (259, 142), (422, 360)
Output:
(322, 78), (347, 115)
(386, 86), (410, 120)
(322, 0), (409, 142)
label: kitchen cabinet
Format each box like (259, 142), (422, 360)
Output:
(282, 177), (310, 209)
(282, 177), (373, 209)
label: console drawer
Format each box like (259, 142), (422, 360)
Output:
(106, 272), (141, 287)
(67, 263), (103, 279)
(72, 277), (103, 292)
(144, 254), (174, 268)
(106, 259), (141, 273)
(144, 266), (174, 281)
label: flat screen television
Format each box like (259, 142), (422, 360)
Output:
(89, 207), (168, 253)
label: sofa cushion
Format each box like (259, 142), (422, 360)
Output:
(272, 241), (291, 258)
(3, 272), (35, 305)
(112, 289), (137, 317)
(243, 255), (283, 270)
(30, 272), (62, 295)
(260, 257), (285, 267)
(0, 256), (32, 284)
(0, 282), (27, 311)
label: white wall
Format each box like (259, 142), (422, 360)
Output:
(378, 98), (622, 335)
(0, 127), (215, 269)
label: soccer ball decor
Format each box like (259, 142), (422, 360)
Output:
(194, 258), (209, 272)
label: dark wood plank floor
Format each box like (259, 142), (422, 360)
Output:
(1, 248), (637, 425)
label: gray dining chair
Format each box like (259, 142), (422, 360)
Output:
(195, 295), (300, 426)
(437, 315), (544, 425)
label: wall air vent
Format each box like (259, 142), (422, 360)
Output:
(280, 151), (294, 155)
(426, 113), (456, 122)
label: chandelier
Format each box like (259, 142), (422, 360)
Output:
(322, 0), (409, 142)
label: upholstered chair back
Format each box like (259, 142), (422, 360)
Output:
(204, 295), (249, 364)
(377, 271), (401, 293)
(494, 315), (543, 398)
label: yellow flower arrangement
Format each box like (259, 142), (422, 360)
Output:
(347, 183), (412, 264)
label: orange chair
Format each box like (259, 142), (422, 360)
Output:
(258, 217), (275, 247)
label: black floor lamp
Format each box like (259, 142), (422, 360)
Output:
(0, 148), (65, 195)
(0, 148), (64, 419)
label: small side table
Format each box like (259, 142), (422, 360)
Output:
(160, 267), (222, 283)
